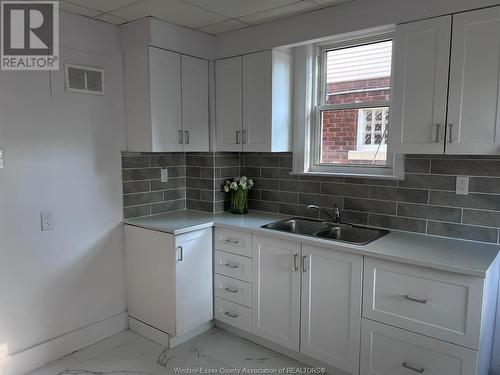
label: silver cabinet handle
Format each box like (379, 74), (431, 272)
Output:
(302, 255), (307, 273)
(177, 246), (183, 262)
(404, 295), (427, 304)
(242, 130), (247, 144)
(224, 287), (238, 293)
(448, 123), (454, 143)
(178, 130), (183, 144)
(236, 131), (241, 144)
(184, 130), (190, 144)
(293, 254), (299, 271)
(224, 262), (239, 269)
(224, 311), (238, 318)
(224, 238), (240, 244)
(402, 362), (425, 373)
(434, 123), (441, 143)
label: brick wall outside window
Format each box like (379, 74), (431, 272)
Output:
(321, 76), (390, 164)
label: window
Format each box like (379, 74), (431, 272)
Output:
(302, 36), (402, 178)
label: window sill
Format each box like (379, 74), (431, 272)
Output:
(289, 171), (403, 180)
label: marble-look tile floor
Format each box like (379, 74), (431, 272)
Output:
(28, 328), (309, 375)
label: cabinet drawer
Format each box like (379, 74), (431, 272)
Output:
(360, 319), (477, 375)
(214, 274), (252, 307)
(363, 258), (483, 349)
(214, 250), (252, 282)
(214, 228), (252, 257)
(215, 297), (251, 332)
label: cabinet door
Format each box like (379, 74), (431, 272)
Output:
(175, 228), (213, 336)
(216, 57), (243, 151)
(124, 225), (176, 336)
(301, 245), (363, 374)
(148, 47), (183, 152)
(446, 7), (500, 154)
(242, 51), (272, 152)
(389, 16), (451, 154)
(182, 55), (209, 152)
(252, 235), (300, 351)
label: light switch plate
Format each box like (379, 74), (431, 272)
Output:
(456, 176), (469, 195)
(41, 211), (55, 231)
(0, 150), (4, 168)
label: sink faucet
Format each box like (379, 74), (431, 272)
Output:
(306, 204), (340, 223)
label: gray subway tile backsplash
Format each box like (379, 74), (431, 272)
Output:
(122, 152), (500, 243)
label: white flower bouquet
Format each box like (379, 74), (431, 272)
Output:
(223, 176), (254, 214)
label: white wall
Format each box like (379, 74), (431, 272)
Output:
(0, 11), (127, 373)
(216, 0), (500, 58)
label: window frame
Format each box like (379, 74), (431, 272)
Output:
(305, 32), (404, 179)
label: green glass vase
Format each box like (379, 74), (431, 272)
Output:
(231, 188), (248, 214)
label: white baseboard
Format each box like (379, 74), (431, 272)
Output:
(0, 312), (128, 375)
(128, 316), (214, 349)
(128, 316), (170, 347)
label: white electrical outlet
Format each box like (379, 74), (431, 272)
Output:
(0, 150), (4, 168)
(161, 168), (168, 183)
(41, 211), (55, 231)
(456, 176), (469, 195)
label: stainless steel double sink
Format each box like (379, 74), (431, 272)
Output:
(261, 217), (389, 245)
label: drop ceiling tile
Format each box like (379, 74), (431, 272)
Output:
(198, 19), (249, 34)
(60, 1), (101, 17)
(111, 0), (226, 28)
(64, 0), (140, 12)
(182, 0), (297, 18)
(312, 0), (352, 6)
(95, 13), (128, 25)
(239, 0), (321, 25)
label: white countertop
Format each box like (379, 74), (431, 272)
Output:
(125, 210), (499, 277)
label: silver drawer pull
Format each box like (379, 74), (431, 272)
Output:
(224, 311), (238, 318)
(404, 295), (428, 304)
(224, 287), (238, 293)
(402, 362), (425, 373)
(224, 238), (240, 244)
(224, 262), (240, 269)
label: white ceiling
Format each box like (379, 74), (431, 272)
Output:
(60, 0), (352, 35)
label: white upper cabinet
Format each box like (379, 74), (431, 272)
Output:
(301, 245), (363, 374)
(390, 6), (500, 155)
(390, 16), (451, 154)
(215, 56), (243, 152)
(181, 55), (209, 152)
(149, 47), (183, 152)
(124, 47), (209, 152)
(446, 7), (500, 154)
(216, 50), (292, 152)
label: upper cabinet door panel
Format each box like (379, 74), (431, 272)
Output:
(148, 47), (183, 152)
(216, 57), (243, 152)
(243, 51), (272, 152)
(389, 16), (451, 154)
(181, 55), (209, 152)
(447, 7), (500, 154)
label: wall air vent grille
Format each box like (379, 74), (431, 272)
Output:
(65, 64), (104, 95)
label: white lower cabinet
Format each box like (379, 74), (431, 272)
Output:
(360, 319), (478, 375)
(252, 235), (301, 351)
(125, 225), (213, 340)
(301, 245), (362, 374)
(211, 229), (498, 375)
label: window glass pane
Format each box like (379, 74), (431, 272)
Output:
(325, 40), (392, 105)
(320, 107), (388, 166)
